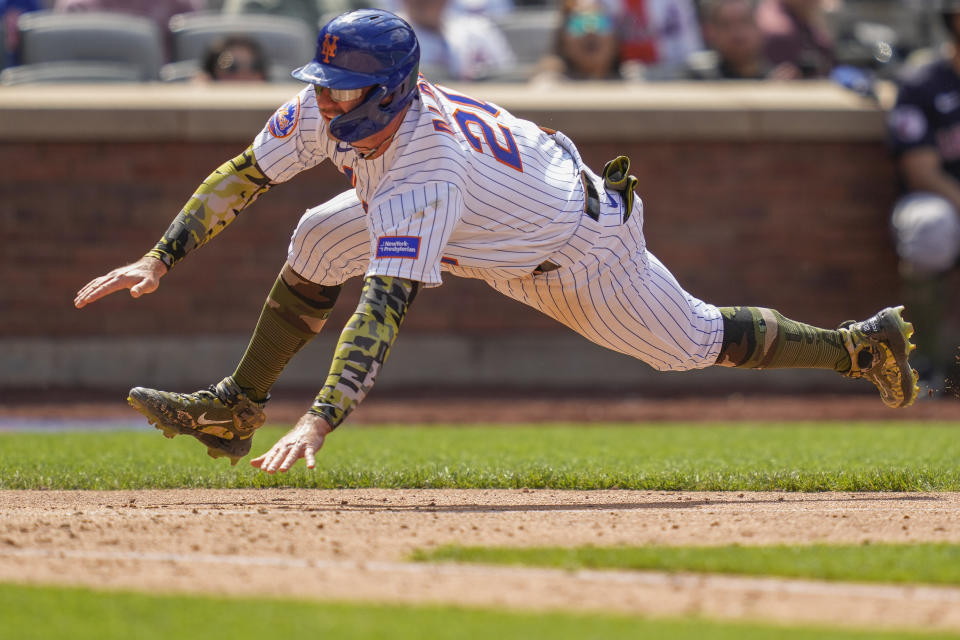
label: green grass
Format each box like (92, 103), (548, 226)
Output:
(1, 422), (959, 490)
(2, 582), (958, 640)
(413, 542), (960, 585)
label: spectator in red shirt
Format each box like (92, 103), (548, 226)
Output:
(618, 0), (703, 79)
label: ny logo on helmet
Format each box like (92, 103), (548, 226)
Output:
(321, 34), (339, 63)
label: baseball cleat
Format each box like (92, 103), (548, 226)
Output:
(838, 305), (919, 409)
(127, 376), (267, 465)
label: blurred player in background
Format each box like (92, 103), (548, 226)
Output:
(886, 0), (960, 393)
(75, 10), (919, 474)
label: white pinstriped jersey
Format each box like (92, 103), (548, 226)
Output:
(252, 78), (596, 287)
(254, 78), (725, 371)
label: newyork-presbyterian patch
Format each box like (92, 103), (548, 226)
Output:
(268, 97), (300, 138)
(376, 236), (421, 259)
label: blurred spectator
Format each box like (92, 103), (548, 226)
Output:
(755, 0), (835, 78)
(54, 0), (207, 60)
(531, 0), (622, 83)
(685, 0), (800, 79)
(0, 0), (41, 67)
(885, 4), (960, 390)
(198, 34), (267, 82)
(398, 0), (515, 81)
(618, 0), (704, 79)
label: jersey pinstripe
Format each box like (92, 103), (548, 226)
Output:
(257, 79), (723, 370)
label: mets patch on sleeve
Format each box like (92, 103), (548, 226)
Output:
(268, 97), (300, 138)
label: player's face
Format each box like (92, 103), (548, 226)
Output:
(314, 85), (373, 123)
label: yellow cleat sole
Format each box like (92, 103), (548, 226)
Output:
(888, 306), (919, 409)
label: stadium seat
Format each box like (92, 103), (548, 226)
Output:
(220, 0), (325, 34)
(494, 8), (556, 80)
(158, 58), (202, 82)
(168, 12), (315, 81)
(16, 11), (164, 81)
(0, 61), (144, 85)
(159, 57), (293, 82)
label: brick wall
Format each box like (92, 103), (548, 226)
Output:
(1, 137), (907, 341)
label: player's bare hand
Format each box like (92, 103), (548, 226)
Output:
(74, 256), (168, 308)
(250, 413), (333, 474)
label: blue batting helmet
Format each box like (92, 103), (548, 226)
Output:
(292, 10), (420, 142)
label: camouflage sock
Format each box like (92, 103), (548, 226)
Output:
(715, 306), (851, 373)
(233, 269), (342, 402)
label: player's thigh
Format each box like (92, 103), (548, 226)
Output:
(493, 252), (723, 371)
(287, 190), (370, 285)
(891, 192), (960, 274)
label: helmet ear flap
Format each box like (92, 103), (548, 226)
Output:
(328, 62), (421, 143)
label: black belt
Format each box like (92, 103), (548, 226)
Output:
(534, 171), (600, 275)
(581, 170), (601, 222)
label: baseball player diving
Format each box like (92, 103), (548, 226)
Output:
(74, 10), (919, 474)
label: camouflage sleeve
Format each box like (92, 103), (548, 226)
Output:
(145, 145), (273, 269)
(309, 275), (419, 429)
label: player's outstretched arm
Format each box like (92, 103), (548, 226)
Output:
(250, 275), (419, 473)
(74, 255), (168, 308)
(76, 146), (271, 309)
(145, 145), (273, 270)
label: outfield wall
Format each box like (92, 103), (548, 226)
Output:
(1, 81), (954, 396)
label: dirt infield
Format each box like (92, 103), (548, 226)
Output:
(2, 394), (959, 632)
(3, 489), (960, 632)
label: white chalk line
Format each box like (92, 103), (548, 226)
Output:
(3, 546), (960, 604)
